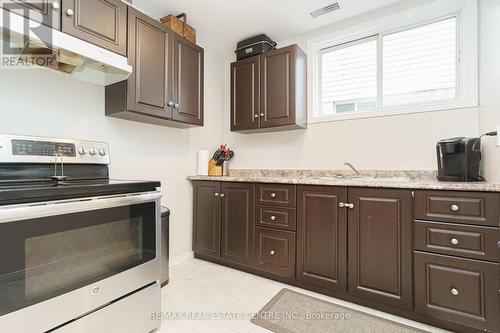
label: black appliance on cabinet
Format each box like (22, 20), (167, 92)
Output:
(235, 34), (276, 60)
(436, 137), (482, 182)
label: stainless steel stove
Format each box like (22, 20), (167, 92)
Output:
(0, 134), (162, 333)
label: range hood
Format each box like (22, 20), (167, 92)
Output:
(0, 8), (131, 86)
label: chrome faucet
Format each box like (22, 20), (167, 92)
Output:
(344, 162), (361, 176)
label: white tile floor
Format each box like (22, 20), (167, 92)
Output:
(156, 259), (448, 333)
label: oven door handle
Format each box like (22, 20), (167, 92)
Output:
(0, 191), (162, 224)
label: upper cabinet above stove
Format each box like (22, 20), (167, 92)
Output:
(105, 8), (205, 128)
(231, 44), (307, 133)
(61, 0), (128, 57)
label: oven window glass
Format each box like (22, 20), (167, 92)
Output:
(0, 202), (156, 316)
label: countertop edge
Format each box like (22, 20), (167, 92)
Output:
(187, 176), (500, 193)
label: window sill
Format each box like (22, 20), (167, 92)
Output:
(308, 102), (478, 124)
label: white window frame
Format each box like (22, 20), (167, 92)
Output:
(307, 0), (478, 123)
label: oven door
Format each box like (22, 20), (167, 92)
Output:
(0, 191), (161, 333)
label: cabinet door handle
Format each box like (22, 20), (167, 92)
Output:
(167, 101), (174, 107)
(66, 8), (74, 16)
(450, 238), (459, 245)
(219, 193), (225, 198)
(260, 113), (265, 117)
(269, 250), (276, 256)
(214, 192), (220, 197)
(254, 114), (259, 119)
(270, 215), (276, 221)
(450, 288), (459, 296)
(346, 203), (354, 209)
(339, 202), (345, 208)
(451, 204), (459, 212)
(52, 1), (60, 9)
(270, 193), (276, 198)
(174, 103), (180, 109)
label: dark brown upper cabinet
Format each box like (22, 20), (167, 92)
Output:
(347, 188), (413, 310)
(193, 181), (221, 260)
(105, 8), (204, 128)
(61, 0), (127, 56)
(172, 35), (204, 126)
(231, 44), (307, 133)
(0, 0), (61, 29)
(230, 56), (260, 131)
(296, 186), (347, 292)
(221, 182), (255, 267)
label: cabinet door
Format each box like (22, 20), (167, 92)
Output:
(230, 56), (260, 131)
(127, 8), (171, 118)
(61, 0), (127, 56)
(260, 45), (296, 128)
(221, 182), (255, 267)
(347, 188), (412, 310)
(297, 186), (347, 292)
(193, 181), (221, 259)
(0, 0), (61, 29)
(172, 35), (204, 126)
(415, 252), (499, 332)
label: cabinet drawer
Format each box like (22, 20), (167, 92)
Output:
(414, 252), (499, 332)
(254, 227), (295, 278)
(415, 191), (499, 227)
(256, 205), (296, 231)
(256, 184), (296, 207)
(415, 221), (499, 262)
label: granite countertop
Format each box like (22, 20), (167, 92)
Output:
(188, 169), (500, 192)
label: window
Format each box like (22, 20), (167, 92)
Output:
(383, 18), (457, 106)
(321, 37), (377, 115)
(309, 0), (478, 122)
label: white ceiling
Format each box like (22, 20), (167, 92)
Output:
(137, 0), (405, 53)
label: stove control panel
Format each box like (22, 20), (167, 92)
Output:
(0, 134), (110, 164)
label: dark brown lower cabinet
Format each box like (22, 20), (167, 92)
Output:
(193, 181), (221, 259)
(414, 251), (500, 332)
(347, 188), (413, 310)
(221, 182), (255, 267)
(296, 186), (347, 292)
(254, 227), (295, 278)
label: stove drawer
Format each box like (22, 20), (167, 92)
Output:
(414, 221), (499, 262)
(54, 282), (160, 333)
(254, 227), (295, 278)
(414, 252), (499, 332)
(414, 190), (499, 227)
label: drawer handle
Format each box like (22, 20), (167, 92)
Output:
(270, 215), (276, 221)
(450, 288), (459, 296)
(451, 204), (459, 212)
(450, 238), (459, 245)
(270, 250), (276, 256)
(270, 192), (276, 198)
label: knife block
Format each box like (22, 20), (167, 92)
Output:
(208, 159), (222, 176)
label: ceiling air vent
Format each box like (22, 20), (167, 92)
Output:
(310, 2), (340, 18)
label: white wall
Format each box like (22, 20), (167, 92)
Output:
(478, 0), (500, 182)
(0, 49), (225, 260)
(223, 0), (500, 179)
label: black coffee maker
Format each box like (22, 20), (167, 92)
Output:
(436, 137), (482, 182)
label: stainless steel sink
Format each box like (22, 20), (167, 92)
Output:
(309, 175), (410, 182)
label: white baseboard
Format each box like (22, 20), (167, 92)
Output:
(169, 251), (194, 267)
